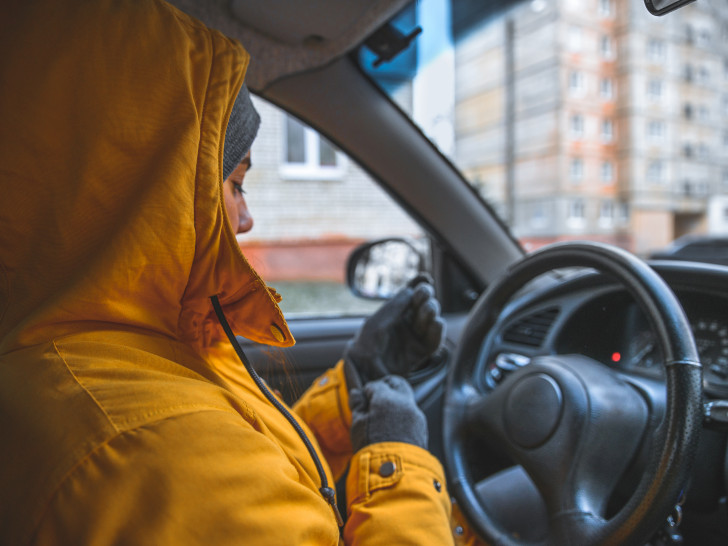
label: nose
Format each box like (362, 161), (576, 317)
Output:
(237, 200), (254, 234)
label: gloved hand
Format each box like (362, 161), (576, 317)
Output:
(349, 375), (428, 452)
(343, 279), (445, 389)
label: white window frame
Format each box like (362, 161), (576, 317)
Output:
(617, 201), (629, 224)
(601, 161), (614, 184)
(647, 159), (665, 184)
(568, 25), (583, 52)
(280, 115), (347, 180)
(567, 198), (586, 227)
(600, 77), (614, 100)
(647, 79), (664, 101)
(599, 199), (615, 226)
(570, 71), (585, 96)
(601, 119), (614, 142)
(648, 120), (665, 141)
(570, 158), (584, 183)
(601, 35), (614, 59)
(647, 38), (666, 61)
(571, 114), (585, 139)
(599, 0), (614, 17)
(530, 202), (547, 228)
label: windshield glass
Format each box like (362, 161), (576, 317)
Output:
(360, 0), (728, 258)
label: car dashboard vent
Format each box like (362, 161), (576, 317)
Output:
(502, 307), (559, 347)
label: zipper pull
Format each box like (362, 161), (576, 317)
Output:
(320, 486), (344, 528)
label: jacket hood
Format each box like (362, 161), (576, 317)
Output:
(0, 0), (293, 354)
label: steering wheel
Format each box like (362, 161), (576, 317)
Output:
(443, 242), (703, 546)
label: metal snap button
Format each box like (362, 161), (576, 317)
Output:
(379, 461), (396, 477)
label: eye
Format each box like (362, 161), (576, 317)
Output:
(233, 182), (245, 196)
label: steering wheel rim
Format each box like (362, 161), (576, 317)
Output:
(443, 241), (703, 546)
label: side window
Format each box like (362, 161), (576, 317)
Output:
(242, 97), (424, 317)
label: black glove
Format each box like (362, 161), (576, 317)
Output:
(349, 375), (428, 452)
(344, 280), (445, 388)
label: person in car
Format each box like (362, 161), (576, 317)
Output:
(0, 1), (468, 544)
(221, 83), (256, 237)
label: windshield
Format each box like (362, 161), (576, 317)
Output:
(360, 0), (728, 258)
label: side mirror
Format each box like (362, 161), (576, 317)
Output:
(346, 238), (427, 300)
(644, 0), (696, 16)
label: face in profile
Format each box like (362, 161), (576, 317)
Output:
(222, 151), (254, 234)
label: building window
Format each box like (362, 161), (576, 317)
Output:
(600, 36), (614, 59)
(568, 25), (582, 52)
(600, 78), (614, 100)
(648, 120), (665, 141)
(684, 103), (693, 120)
(697, 66), (710, 84)
(685, 24), (695, 45)
(647, 79), (663, 101)
(682, 179), (708, 197)
(647, 160), (665, 184)
(602, 119), (614, 142)
(571, 114), (584, 138)
(570, 158), (584, 183)
(530, 202), (547, 228)
(599, 200), (614, 225)
(282, 115), (345, 179)
(698, 29), (712, 47)
(567, 199), (586, 225)
(601, 161), (614, 183)
(570, 71), (585, 96)
(647, 38), (666, 61)
(599, 0), (614, 17)
(618, 201), (629, 223)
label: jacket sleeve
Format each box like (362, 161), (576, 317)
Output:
(293, 360), (354, 481)
(345, 441), (454, 545)
(295, 362), (456, 544)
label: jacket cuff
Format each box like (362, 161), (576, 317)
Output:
(346, 441), (447, 505)
(344, 442), (453, 545)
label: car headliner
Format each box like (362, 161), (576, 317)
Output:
(169, 0), (411, 91)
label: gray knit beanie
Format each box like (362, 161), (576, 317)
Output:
(223, 85), (260, 180)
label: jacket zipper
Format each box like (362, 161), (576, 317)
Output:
(210, 295), (344, 528)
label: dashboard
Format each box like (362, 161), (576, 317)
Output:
(483, 260), (728, 398)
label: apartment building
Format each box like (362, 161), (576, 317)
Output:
(453, 0), (728, 254)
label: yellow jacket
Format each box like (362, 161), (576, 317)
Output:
(0, 1), (454, 544)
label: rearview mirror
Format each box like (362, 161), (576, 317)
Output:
(644, 0), (696, 16)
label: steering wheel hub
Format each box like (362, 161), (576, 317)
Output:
(504, 373), (562, 449)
